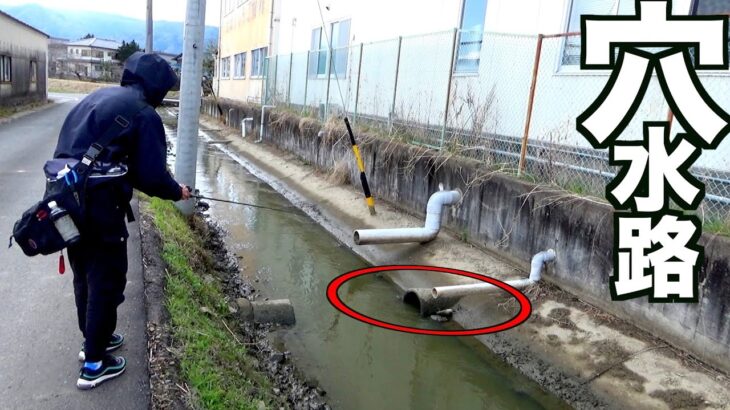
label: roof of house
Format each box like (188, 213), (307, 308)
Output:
(0, 10), (50, 38)
(156, 52), (178, 60)
(66, 37), (122, 50)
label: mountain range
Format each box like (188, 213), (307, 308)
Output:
(0, 3), (218, 54)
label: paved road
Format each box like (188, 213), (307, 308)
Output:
(0, 95), (150, 409)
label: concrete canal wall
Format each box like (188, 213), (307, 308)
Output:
(202, 97), (730, 374)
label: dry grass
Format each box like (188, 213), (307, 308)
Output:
(48, 78), (117, 94)
(0, 99), (51, 119)
(298, 117), (320, 138)
(327, 160), (351, 185)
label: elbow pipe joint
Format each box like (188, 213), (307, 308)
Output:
(529, 249), (556, 282)
(353, 189), (462, 245)
(425, 249), (557, 311)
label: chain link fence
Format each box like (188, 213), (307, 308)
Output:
(263, 29), (730, 222)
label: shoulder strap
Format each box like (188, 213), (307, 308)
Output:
(76, 99), (148, 176)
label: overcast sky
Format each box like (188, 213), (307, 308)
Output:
(0, 0), (221, 26)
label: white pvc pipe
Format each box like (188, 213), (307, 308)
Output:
(431, 249), (556, 299)
(241, 118), (253, 138)
(354, 189), (462, 245)
(256, 105), (275, 143)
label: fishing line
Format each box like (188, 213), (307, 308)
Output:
(192, 194), (300, 214)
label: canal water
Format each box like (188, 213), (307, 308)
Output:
(166, 124), (568, 410)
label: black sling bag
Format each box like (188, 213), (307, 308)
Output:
(9, 100), (147, 257)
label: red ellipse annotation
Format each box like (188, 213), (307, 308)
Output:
(326, 265), (532, 336)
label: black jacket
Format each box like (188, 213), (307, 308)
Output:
(54, 52), (181, 242)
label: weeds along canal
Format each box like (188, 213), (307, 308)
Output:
(164, 122), (568, 410)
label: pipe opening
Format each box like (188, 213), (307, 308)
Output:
(403, 291), (422, 311)
(353, 231), (361, 245)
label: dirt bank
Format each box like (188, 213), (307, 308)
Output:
(141, 198), (330, 409)
(197, 114), (730, 410)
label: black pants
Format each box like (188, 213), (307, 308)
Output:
(68, 239), (128, 363)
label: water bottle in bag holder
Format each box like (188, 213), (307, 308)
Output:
(48, 201), (81, 245)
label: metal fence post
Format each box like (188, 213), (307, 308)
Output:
(325, 47), (333, 119)
(271, 55), (278, 104)
(287, 52), (293, 106)
(353, 43), (364, 123)
(390, 36), (403, 131)
(518, 34), (544, 177)
(262, 57), (268, 104)
(303, 51), (310, 111)
(440, 28), (458, 148)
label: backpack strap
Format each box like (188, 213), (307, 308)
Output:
(76, 99), (148, 176)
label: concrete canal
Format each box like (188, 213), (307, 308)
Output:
(166, 123), (568, 410)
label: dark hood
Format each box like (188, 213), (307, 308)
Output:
(120, 52), (178, 107)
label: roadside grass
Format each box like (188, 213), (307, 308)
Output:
(147, 197), (274, 410)
(704, 216), (730, 237)
(0, 99), (51, 119)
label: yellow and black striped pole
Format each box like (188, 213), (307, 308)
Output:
(344, 117), (376, 215)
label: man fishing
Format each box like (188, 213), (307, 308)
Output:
(53, 52), (191, 389)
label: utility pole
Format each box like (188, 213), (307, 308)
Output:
(174, 0), (207, 215)
(146, 0), (153, 52)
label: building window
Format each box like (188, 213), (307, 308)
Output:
(234, 52), (246, 78)
(221, 57), (231, 78)
(30, 61), (37, 83)
(330, 19), (351, 76)
(562, 0), (635, 66)
(309, 27), (327, 76)
(0, 56), (11, 83)
(251, 47), (267, 77)
(693, 0), (730, 61)
(455, 0), (488, 73)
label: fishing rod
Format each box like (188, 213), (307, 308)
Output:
(191, 192), (300, 215)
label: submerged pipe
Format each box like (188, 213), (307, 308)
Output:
(354, 189), (462, 245)
(431, 249), (556, 300)
(403, 288), (461, 317)
(236, 297), (296, 326)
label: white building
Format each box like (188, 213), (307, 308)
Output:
(264, 0), (728, 168)
(217, 0), (730, 171)
(63, 37), (122, 80)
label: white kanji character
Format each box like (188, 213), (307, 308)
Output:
(615, 216), (652, 296)
(579, 1), (730, 148)
(610, 123), (701, 212)
(648, 215), (699, 299)
(615, 215), (699, 299)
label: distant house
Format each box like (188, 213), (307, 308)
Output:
(63, 37), (122, 81)
(0, 10), (49, 107)
(48, 37), (70, 78)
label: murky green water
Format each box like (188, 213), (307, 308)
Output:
(167, 126), (568, 410)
